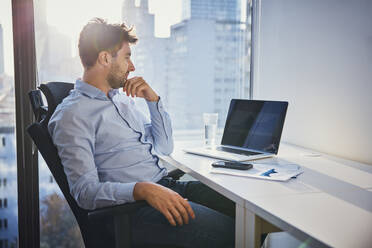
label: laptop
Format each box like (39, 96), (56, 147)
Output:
(183, 99), (288, 161)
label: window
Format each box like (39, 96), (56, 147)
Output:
(33, 0), (252, 246)
(0, 1), (18, 247)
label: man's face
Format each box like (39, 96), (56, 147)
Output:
(107, 42), (135, 89)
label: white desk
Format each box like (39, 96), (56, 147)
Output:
(160, 140), (372, 248)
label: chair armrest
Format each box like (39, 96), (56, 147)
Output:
(168, 168), (185, 180)
(88, 201), (148, 221)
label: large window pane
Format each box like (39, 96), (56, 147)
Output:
(0, 0), (18, 247)
(123, 0), (252, 129)
(34, 0), (251, 246)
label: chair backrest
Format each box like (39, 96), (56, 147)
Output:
(27, 82), (94, 245)
(38, 82), (75, 126)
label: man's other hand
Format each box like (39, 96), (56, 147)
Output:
(133, 182), (196, 226)
(124, 77), (159, 102)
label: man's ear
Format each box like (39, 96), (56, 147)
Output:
(97, 51), (112, 67)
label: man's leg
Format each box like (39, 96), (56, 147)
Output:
(185, 181), (236, 218)
(131, 201), (235, 248)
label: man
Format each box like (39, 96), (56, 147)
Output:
(48, 18), (235, 248)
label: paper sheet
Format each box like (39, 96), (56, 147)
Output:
(210, 160), (303, 181)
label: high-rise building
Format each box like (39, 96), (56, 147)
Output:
(122, 0), (154, 39)
(121, 0), (169, 111)
(182, 0), (241, 21)
(34, 0), (79, 83)
(168, 0), (249, 129)
(0, 131), (18, 248)
(0, 24), (4, 75)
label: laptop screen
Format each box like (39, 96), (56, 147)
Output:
(221, 99), (288, 154)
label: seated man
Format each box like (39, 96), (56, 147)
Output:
(48, 18), (235, 248)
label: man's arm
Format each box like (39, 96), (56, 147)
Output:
(50, 103), (193, 225)
(124, 77), (197, 226)
(125, 77), (173, 155)
(144, 99), (173, 155)
(48, 107), (137, 210)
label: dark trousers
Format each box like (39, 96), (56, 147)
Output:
(131, 178), (236, 248)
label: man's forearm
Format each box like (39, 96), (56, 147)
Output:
(146, 99), (174, 155)
(133, 181), (155, 201)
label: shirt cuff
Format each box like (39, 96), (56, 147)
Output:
(114, 182), (137, 203)
(146, 97), (164, 114)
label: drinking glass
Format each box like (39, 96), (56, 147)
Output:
(203, 113), (218, 148)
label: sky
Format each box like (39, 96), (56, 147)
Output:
(0, 0), (182, 75)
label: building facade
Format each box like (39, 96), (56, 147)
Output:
(0, 24), (4, 75)
(34, 0), (81, 84)
(168, 0), (249, 129)
(0, 130), (17, 248)
(182, 0), (241, 21)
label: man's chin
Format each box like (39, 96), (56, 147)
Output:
(120, 79), (127, 88)
(108, 80), (126, 89)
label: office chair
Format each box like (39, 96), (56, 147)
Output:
(27, 81), (185, 248)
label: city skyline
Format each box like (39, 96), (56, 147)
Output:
(0, 0), (246, 76)
(0, 0), (183, 76)
(119, 0), (250, 129)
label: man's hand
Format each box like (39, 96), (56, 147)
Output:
(123, 77), (159, 102)
(133, 182), (196, 226)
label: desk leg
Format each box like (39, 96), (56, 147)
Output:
(244, 208), (262, 248)
(235, 204), (261, 248)
(236, 204), (246, 248)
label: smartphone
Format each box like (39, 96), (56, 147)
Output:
(212, 161), (253, 170)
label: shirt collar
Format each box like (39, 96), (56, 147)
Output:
(108, 88), (120, 99)
(75, 79), (111, 100)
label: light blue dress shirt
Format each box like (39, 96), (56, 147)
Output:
(48, 80), (173, 210)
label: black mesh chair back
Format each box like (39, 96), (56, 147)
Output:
(29, 83), (82, 221)
(27, 82), (104, 247)
(38, 82), (74, 125)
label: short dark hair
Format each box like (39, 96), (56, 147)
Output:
(78, 18), (138, 68)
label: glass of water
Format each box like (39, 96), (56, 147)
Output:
(203, 113), (218, 148)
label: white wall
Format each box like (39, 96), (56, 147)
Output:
(252, 0), (372, 164)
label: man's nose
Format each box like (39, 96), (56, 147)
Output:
(129, 60), (135, 72)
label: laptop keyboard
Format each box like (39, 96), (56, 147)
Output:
(216, 146), (260, 156)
